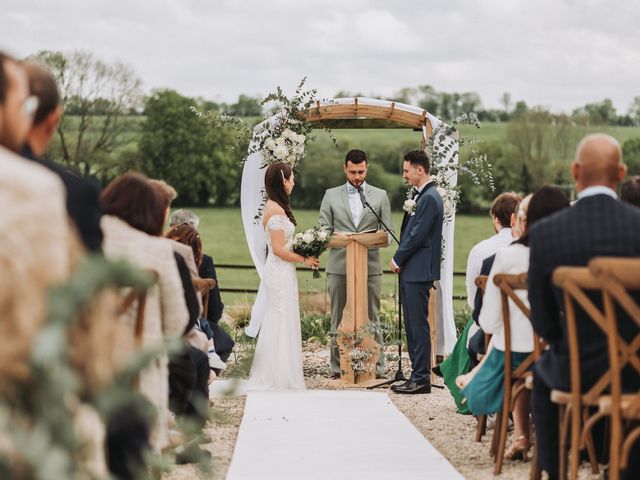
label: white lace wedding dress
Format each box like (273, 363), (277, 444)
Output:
(248, 214), (306, 390)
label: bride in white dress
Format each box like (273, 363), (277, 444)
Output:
(249, 162), (319, 390)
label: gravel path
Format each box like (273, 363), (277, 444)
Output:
(164, 343), (602, 479)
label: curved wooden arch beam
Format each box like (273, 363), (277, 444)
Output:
(302, 97), (433, 137)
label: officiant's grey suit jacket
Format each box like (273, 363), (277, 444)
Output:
(318, 184), (394, 276)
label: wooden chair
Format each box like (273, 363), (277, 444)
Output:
(116, 271), (158, 385)
(588, 257), (640, 480)
(473, 274), (491, 443)
(552, 267), (607, 480)
(492, 272), (545, 475)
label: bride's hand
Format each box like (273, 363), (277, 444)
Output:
(304, 256), (320, 269)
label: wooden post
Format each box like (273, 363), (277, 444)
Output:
(328, 231), (388, 384)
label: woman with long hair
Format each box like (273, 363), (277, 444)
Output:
(248, 162), (319, 389)
(461, 186), (570, 461)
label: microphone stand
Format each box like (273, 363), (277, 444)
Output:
(355, 187), (407, 390)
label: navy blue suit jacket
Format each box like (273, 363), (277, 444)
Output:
(393, 182), (443, 283)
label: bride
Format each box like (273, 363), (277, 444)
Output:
(248, 162), (319, 390)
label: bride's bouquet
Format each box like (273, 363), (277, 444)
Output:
(292, 225), (331, 278)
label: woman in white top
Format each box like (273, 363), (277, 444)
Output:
(461, 186), (570, 460)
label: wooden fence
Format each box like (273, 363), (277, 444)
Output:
(216, 264), (468, 301)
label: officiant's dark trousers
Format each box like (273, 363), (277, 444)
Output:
(400, 280), (432, 385)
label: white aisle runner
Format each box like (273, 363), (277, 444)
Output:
(224, 389), (464, 480)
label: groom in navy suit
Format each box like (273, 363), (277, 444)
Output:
(390, 150), (443, 394)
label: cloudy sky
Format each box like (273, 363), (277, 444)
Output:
(2, 0), (639, 113)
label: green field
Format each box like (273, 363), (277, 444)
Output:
(190, 208), (495, 310)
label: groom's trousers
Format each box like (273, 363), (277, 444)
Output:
(400, 279), (432, 385)
(327, 273), (385, 376)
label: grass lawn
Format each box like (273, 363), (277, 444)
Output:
(188, 208), (495, 309)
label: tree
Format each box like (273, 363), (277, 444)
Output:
(572, 98), (617, 125)
(623, 138), (640, 175)
(392, 87), (418, 105)
(500, 92), (512, 114)
(628, 96), (640, 126)
(31, 50), (143, 176)
(226, 94), (262, 117)
(512, 101), (529, 118)
(139, 90), (241, 205)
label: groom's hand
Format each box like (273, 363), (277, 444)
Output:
(389, 259), (400, 273)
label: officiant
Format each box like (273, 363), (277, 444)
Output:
(318, 149), (395, 379)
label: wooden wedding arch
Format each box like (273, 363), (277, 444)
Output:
(301, 97), (434, 135)
(242, 97), (458, 383)
(304, 98), (440, 383)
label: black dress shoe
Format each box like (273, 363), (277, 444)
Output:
(432, 365), (443, 378)
(394, 381), (431, 394)
(390, 380), (411, 392)
(330, 372), (340, 380)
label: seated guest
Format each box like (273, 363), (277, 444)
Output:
(169, 208), (200, 229)
(165, 222), (227, 371)
(168, 208), (232, 362)
(100, 172), (189, 452)
(468, 195), (531, 364)
(438, 192), (521, 413)
(461, 186), (569, 460)
(529, 134), (640, 480)
(620, 175), (640, 207)
(20, 61), (103, 252)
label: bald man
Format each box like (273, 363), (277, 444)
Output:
(528, 134), (640, 480)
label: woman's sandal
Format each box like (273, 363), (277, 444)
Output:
(505, 434), (531, 461)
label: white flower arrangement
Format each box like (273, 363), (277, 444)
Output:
(292, 225), (332, 278)
(425, 112), (494, 225)
(402, 186), (418, 215)
(246, 77), (335, 169)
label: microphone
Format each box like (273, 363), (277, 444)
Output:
(357, 186), (368, 208)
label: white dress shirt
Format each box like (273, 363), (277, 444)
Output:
(465, 227), (514, 309)
(347, 181), (366, 227)
(576, 185), (617, 201)
(478, 243), (533, 353)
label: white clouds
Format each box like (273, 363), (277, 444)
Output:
(1, 0), (639, 112)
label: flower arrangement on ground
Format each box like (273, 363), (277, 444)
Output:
(337, 322), (381, 380)
(292, 225), (331, 278)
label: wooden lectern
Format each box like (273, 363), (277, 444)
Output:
(328, 231), (388, 384)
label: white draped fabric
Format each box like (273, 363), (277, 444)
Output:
(241, 126), (268, 337)
(241, 98), (458, 354)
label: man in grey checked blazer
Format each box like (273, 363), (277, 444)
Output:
(318, 149), (394, 378)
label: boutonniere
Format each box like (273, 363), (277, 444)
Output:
(403, 186), (418, 216)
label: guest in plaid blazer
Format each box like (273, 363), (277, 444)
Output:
(528, 134), (640, 480)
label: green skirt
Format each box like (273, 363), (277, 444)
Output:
(461, 347), (530, 415)
(440, 317), (474, 414)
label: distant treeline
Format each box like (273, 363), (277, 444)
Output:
(33, 49), (640, 213)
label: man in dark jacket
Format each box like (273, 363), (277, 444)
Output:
(21, 61), (103, 251)
(528, 134), (640, 479)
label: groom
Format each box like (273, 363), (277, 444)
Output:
(390, 150), (443, 394)
(319, 149), (394, 379)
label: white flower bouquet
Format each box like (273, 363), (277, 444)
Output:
(292, 225), (331, 278)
